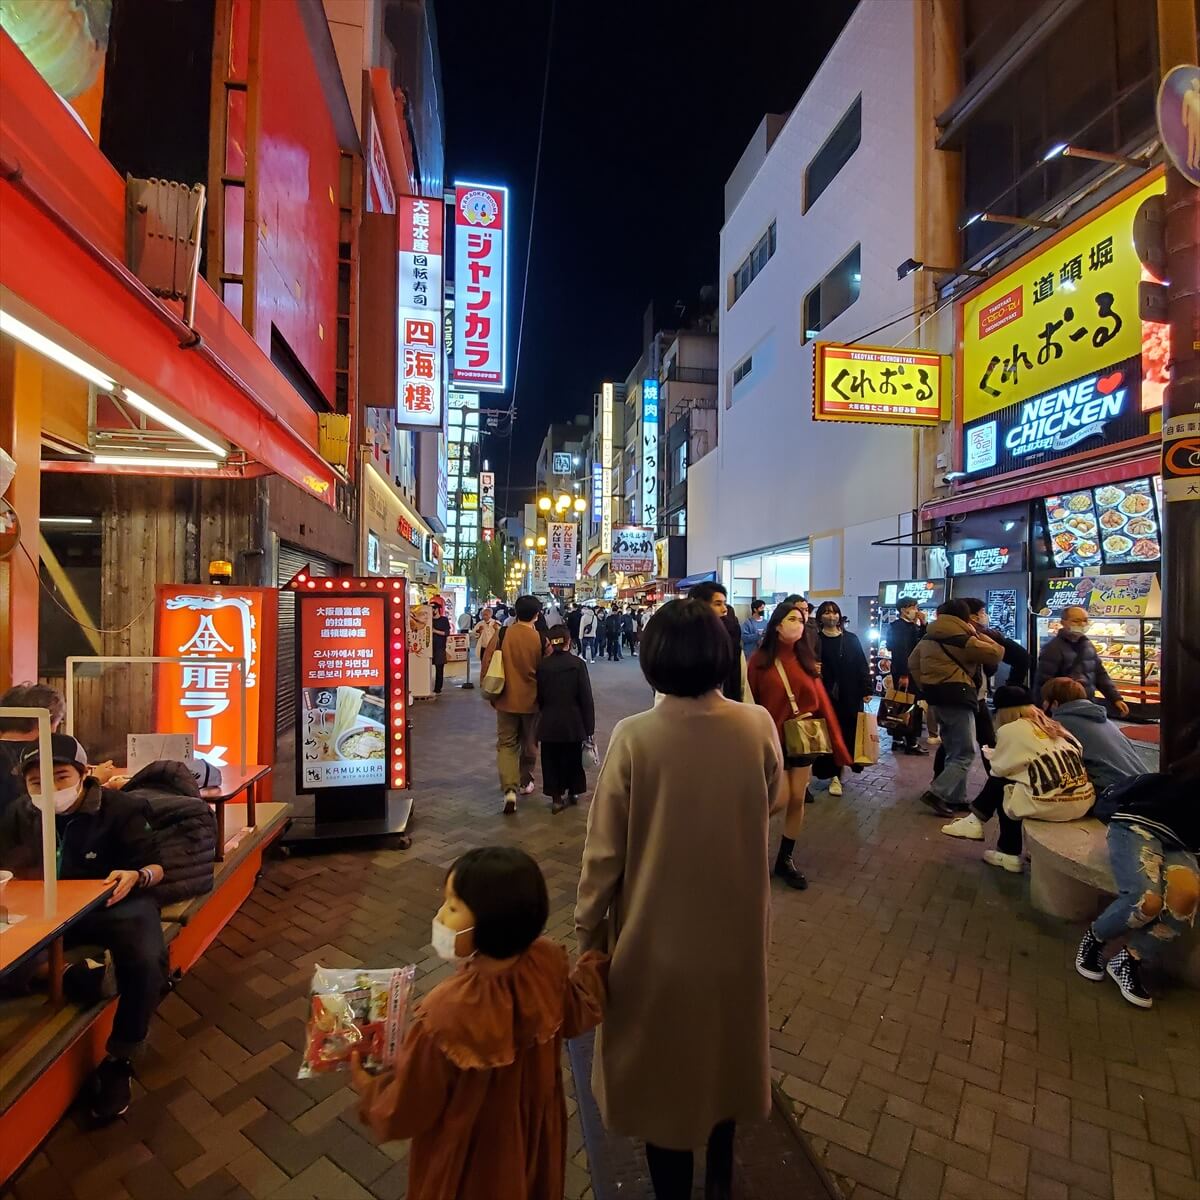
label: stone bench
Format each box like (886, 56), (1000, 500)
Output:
(1024, 818), (1200, 987)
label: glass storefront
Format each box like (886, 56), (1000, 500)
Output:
(724, 542), (811, 616)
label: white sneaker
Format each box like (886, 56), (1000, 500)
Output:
(983, 850), (1023, 873)
(520, 781), (537, 796)
(829, 777), (843, 796)
(502, 791), (517, 815)
(942, 813), (985, 840)
(928, 735), (941, 745)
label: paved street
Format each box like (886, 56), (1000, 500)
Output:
(7, 657), (1200, 1200)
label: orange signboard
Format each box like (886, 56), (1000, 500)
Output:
(153, 585), (277, 768)
(813, 342), (946, 426)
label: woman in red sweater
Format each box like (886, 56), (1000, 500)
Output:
(747, 601), (850, 889)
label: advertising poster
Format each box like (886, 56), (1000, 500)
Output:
(611, 526), (656, 574)
(1040, 577), (1096, 615)
(407, 603), (433, 698)
(1087, 573), (1160, 619)
(985, 589), (1019, 642)
(154, 585), (277, 769)
(1044, 489), (1103, 569)
(298, 598), (387, 790)
(547, 522), (577, 585)
(1092, 478), (1159, 565)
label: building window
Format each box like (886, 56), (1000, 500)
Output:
(732, 355), (753, 386)
(804, 96), (861, 213)
(729, 221), (777, 305)
(802, 245), (860, 341)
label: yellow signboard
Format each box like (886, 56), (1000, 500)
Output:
(960, 174), (1167, 424)
(813, 342), (946, 426)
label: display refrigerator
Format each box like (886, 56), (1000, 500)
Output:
(870, 578), (946, 692)
(1034, 574), (1161, 714)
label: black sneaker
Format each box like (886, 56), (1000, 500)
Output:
(905, 743), (929, 756)
(1106, 948), (1153, 1009)
(1075, 927), (1105, 981)
(774, 856), (808, 890)
(90, 1057), (133, 1122)
(550, 796), (567, 814)
(918, 790), (954, 817)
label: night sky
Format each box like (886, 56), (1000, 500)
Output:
(433, 0), (859, 500)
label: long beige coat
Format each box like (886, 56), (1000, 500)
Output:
(575, 691), (787, 1149)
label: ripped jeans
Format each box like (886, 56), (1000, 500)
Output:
(1092, 822), (1200, 961)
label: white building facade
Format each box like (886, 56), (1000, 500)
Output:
(688, 0), (930, 629)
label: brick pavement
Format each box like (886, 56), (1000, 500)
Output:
(6, 656), (1200, 1200)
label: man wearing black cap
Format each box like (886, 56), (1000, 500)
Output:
(0, 734), (168, 1121)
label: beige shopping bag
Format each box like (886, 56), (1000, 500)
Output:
(854, 711), (880, 765)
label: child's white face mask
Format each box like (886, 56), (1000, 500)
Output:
(431, 917), (473, 961)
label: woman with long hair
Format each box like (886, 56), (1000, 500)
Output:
(813, 601), (872, 797)
(747, 601), (850, 889)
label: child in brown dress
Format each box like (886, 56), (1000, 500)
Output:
(353, 847), (607, 1200)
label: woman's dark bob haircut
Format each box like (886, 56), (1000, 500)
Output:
(449, 847), (549, 959)
(639, 599), (732, 697)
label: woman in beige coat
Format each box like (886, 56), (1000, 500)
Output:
(575, 599), (787, 1199)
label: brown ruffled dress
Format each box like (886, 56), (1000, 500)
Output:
(357, 938), (608, 1200)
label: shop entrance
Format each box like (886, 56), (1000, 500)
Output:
(727, 542), (810, 617)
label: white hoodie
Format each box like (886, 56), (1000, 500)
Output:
(986, 719), (1095, 822)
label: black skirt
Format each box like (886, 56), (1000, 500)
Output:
(541, 741), (586, 797)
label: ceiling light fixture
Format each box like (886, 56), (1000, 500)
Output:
(0, 310), (115, 391)
(123, 390), (227, 458)
(39, 516), (95, 526)
(92, 454), (220, 470)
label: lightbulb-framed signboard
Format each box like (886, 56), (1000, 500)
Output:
(285, 569), (412, 842)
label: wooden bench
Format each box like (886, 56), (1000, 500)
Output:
(1024, 818), (1200, 987)
(0, 802), (290, 1184)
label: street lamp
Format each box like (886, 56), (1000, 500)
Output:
(536, 535), (547, 548)
(524, 536), (534, 549)
(573, 497), (587, 514)
(537, 496), (552, 512)
(555, 493), (571, 511)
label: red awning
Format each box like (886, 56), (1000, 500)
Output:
(0, 33), (336, 503)
(921, 450), (1160, 520)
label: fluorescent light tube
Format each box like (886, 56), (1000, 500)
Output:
(123, 390), (227, 458)
(92, 454), (220, 469)
(0, 310), (115, 390)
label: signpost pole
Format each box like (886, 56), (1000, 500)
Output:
(1156, 3), (1200, 769)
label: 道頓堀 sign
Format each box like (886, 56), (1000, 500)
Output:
(153, 585), (277, 768)
(813, 343), (944, 426)
(958, 174), (1167, 483)
(452, 183), (508, 391)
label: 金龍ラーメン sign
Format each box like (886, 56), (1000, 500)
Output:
(813, 342), (945, 426)
(958, 174), (1167, 481)
(290, 578), (409, 793)
(397, 196), (444, 429)
(153, 585), (277, 768)
(452, 182), (508, 391)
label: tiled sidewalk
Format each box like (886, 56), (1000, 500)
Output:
(6, 658), (1199, 1200)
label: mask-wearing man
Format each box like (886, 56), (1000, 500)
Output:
(0, 734), (168, 1122)
(886, 598), (928, 754)
(1035, 605), (1128, 715)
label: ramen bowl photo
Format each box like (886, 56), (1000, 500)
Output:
(335, 721), (387, 761)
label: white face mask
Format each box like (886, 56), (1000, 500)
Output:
(431, 916), (473, 961)
(778, 622), (804, 643)
(52, 784), (81, 814)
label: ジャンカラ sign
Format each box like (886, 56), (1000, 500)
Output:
(153, 585), (277, 769)
(397, 196), (444, 429)
(957, 174), (1167, 482)
(813, 342), (945, 426)
(452, 182), (508, 391)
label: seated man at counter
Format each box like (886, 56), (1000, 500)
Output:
(0, 734), (169, 1122)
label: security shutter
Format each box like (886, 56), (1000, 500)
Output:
(276, 544), (334, 735)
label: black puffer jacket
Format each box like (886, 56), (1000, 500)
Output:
(123, 761), (218, 905)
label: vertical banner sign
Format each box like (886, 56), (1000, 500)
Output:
(601, 383), (614, 553)
(154, 585), (277, 769)
(591, 462), (602, 527)
(547, 522), (577, 585)
(642, 379), (659, 532)
(397, 196), (444, 429)
(287, 575), (409, 793)
(453, 182), (508, 391)
(533, 553), (549, 592)
(480, 470), (496, 541)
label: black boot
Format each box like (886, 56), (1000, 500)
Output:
(774, 837), (808, 890)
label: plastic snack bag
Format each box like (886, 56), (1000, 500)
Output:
(299, 964), (416, 1079)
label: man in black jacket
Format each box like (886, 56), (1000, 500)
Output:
(0, 735), (169, 1122)
(886, 598), (928, 754)
(605, 607), (624, 661)
(1034, 605), (1129, 714)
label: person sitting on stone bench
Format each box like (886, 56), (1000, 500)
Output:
(1076, 748), (1200, 1010)
(0, 734), (169, 1123)
(1041, 677), (1145, 794)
